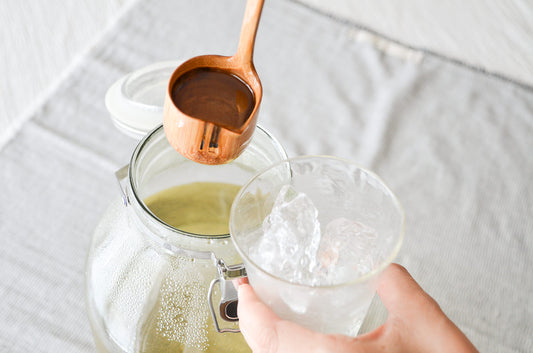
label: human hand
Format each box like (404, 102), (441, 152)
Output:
(237, 263), (478, 353)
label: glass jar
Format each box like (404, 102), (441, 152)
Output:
(85, 123), (286, 352)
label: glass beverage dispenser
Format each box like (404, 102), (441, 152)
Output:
(85, 62), (287, 353)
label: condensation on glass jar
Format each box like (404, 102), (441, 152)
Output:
(86, 62), (287, 353)
(85, 125), (286, 353)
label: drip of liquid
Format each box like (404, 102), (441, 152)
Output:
(171, 68), (255, 131)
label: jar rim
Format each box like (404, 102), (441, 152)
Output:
(128, 124), (287, 240)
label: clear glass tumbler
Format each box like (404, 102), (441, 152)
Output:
(230, 156), (405, 336)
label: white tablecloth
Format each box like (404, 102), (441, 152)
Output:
(1, 0), (532, 352)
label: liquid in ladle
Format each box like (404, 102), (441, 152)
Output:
(172, 68), (255, 131)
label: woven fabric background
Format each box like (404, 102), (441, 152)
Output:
(1, 0), (532, 352)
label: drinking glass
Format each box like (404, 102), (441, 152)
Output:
(230, 156), (405, 336)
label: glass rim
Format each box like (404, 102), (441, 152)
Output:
(229, 155), (406, 289)
(128, 124), (287, 240)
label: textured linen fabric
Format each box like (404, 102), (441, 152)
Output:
(296, 0), (533, 89)
(0, 0), (134, 146)
(1, 0), (532, 352)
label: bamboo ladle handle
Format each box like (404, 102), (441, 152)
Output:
(235, 0), (264, 68)
(163, 0), (265, 165)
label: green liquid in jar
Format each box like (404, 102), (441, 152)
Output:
(144, 182), (242, 235)
(131, 182), (250, 353)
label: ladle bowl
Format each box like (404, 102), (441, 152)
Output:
(164, 0), (264, 165)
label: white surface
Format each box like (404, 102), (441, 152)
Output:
(0, 0), (134, 146)
(298, 0), (533, 88)
(1, 0), (532, 352)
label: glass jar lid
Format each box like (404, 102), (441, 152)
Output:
(105, 61), (182, 139)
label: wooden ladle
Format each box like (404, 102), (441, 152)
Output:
(163, 0), (265, 165)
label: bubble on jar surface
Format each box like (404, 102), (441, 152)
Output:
(155, 256), (209, 351)
(92, 214), (167, 352)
